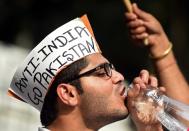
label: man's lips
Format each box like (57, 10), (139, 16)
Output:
(117, 85), (128, 106)
(119, 86), (127, 99)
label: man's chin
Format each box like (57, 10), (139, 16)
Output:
(112, 110), (129, 121)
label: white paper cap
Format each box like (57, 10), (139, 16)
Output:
(8, 15), (101, 111)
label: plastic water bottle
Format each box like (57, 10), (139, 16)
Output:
(130, 86), (189, 131)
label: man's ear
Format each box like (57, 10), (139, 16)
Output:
(56, 83), (79, 106)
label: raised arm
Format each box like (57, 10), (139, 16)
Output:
(125, 3), (189, 104)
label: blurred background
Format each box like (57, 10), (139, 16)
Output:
(0, 0), (189, 130)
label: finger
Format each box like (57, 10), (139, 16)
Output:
(131, 35), (149, 47)
(133, 77), (146, 89)
(128, 83), (140, 97)
(132, 3), (152, 21)
(125, 12), (137, 21)
(127, 19), (144, 28)
(159, 86), (166, 93)
(148, 76), (158, 87)
(130, 37), (148, 47)
(143, 21), (155, 31)
(139, 70), (149, 84)
(130, 26), (146, 34)
(132, 33), (148, 40)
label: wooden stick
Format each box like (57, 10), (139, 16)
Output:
(123, 0), (133, 13)
(123, 0), (149, 45)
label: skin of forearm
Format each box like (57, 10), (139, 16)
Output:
(153, 51), (189, 104)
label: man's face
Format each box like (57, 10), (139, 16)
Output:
(78, 53), (128, 128)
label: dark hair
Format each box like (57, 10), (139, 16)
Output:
(40, 58), (88, 126)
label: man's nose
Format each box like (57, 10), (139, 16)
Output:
(111, 69), (124, 84)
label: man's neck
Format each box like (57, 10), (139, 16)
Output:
(47, 110), (96, 131)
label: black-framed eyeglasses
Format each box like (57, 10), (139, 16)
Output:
(67, 63), (115, 82)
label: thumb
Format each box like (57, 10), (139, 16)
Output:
(133, 3), (152, 21)
(128, 84), (140, 98)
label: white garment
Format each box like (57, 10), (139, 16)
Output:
(38, 127), (50, 131)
